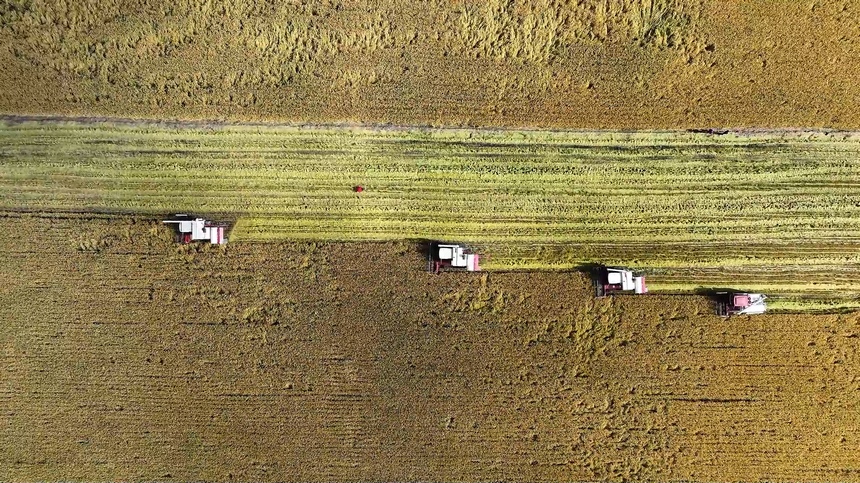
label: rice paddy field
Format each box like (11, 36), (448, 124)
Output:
(2, 120), (859, 310)
(3, 1), (860, 481)
(2, 214), (859, 482)
(1, 0), (859, 128)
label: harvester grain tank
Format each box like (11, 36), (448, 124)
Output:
(595, 266), (647, 297)
(163, 214), (228, 245)
(716, 292), (767, 316)
(428, 242), (481, 273)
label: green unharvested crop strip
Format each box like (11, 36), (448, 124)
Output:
(2, 121), (860, 309)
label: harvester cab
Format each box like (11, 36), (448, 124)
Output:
(716, 292), (767, 317)
(428, 242), (481, 273)
(163, 214), (228, 245)
(595, 266), (647, 297)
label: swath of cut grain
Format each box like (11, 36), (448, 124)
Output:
(2, 122), (860, 307)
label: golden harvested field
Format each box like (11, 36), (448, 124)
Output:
(1, 0), (859, 128)
(2, 213), (859, 482)
(3, 0), (860, 481)
(3, 120), (860, 309)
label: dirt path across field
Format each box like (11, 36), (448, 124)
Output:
(3, 114), (860, 137)
(1, 213), (858, 482)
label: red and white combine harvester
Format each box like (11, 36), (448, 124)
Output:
(595, 266), (647, 297)
(163, 214), (228, 245)
(716, 292), (767, 316)
(428, 242), (481, 273)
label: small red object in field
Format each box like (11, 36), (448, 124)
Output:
(353, 185), (365, 193)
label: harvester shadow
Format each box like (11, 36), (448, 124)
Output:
(573, 262), (603, 276)
(687, 128), (729, 135)
(693, 287), (740, 297)
(573, 263), (603, 289)
(409, 238), (435, 272)
(411, 238), (433, 256)
(693, 287), (741, 315)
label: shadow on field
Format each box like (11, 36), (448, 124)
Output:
(408, 238), (434, 272)
(411, 238), (433, 256)
(694, 287), (743, 297)
(688, 128), (730, 135)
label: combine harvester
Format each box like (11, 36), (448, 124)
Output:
(427, 242), (481, 273)
(594, 266), (648, 297)
(715, 292), (768, 316)
(163, 214), (229, 245)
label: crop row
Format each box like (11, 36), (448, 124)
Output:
(2, 121), (859, 308)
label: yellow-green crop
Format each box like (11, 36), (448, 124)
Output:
(2, 120), (859, 309)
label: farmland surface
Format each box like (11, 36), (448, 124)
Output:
(1, 213), (859, 482)
(1, 1), (859, 128)
(3, 1), (860, 482)
(2, 120), (860, 309)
